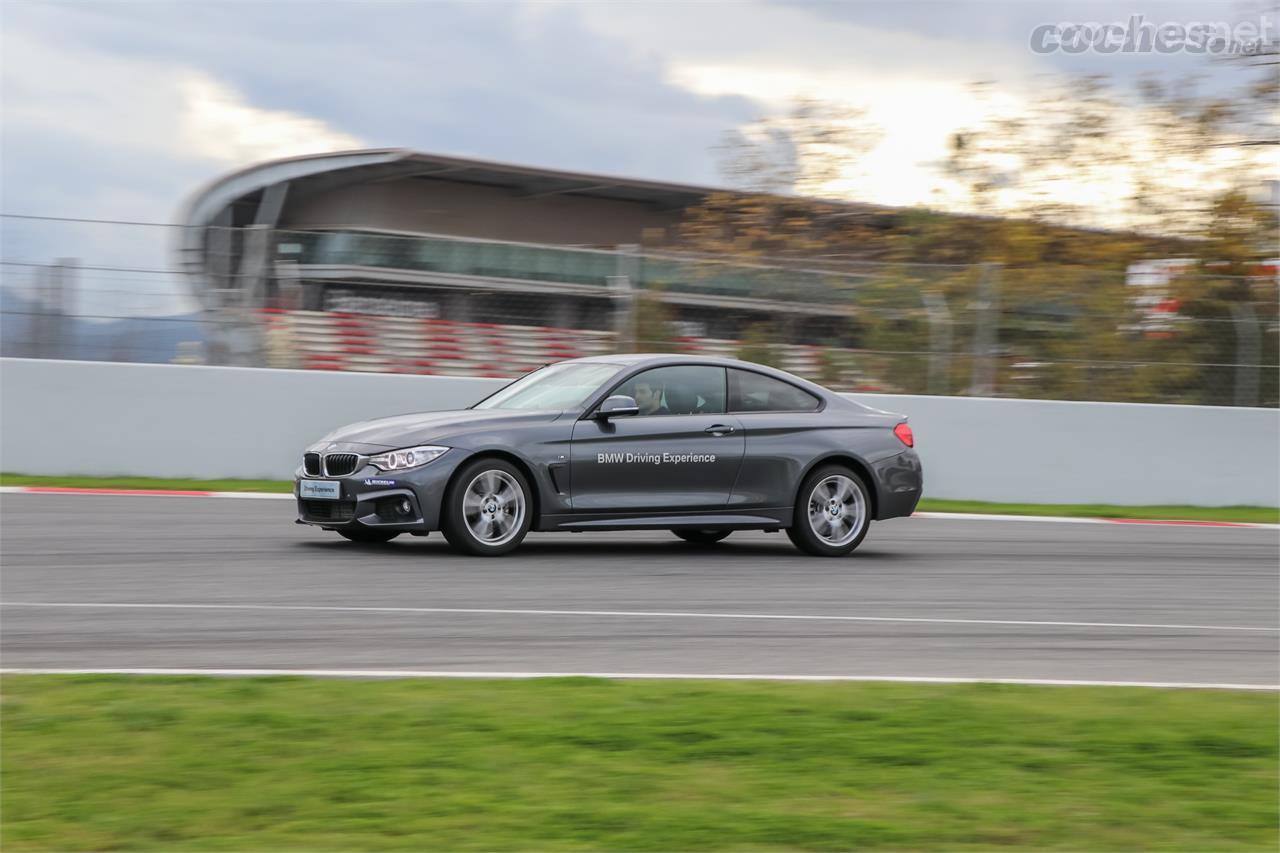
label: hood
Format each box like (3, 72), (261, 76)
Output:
(313, 409), (560, 449)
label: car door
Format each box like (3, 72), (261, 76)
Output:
(569, 365), (745, 512)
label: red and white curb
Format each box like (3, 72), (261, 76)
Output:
(0, 485), (288, 500)
(1, 486), (1276, 529)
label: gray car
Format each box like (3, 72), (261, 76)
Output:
(295, 355), (922, 556)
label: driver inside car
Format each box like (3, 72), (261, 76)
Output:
(633, 379), (668, 415)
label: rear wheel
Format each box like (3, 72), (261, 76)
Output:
(786, 466), (871, 557)
(338, 528), (400, 544)
(442, 457), (532, 556)
(672, 529), (731, 544)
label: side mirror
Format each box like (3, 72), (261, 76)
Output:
(596, 394), (639, 419)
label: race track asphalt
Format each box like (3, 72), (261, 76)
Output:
(2, 493), (1277, 686)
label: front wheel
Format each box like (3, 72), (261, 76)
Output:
(786, 466), (871, 557)
(673, 529), (731, 544)
(441, 457), (532, 556)
(338, 528), (401, 544)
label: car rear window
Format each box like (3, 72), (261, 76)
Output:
(728, 369), (821, 413)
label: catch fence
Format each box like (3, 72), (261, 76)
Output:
(2, 215), (1275, 407)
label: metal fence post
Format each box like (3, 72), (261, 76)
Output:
(236, 225), (272, 367)
(610, 245), (640, 352)
(606, 275), (635, 352)
(969, 263), (1001, 396)
(1229, 302), (1261, 407)
(922, 290), (952, 395)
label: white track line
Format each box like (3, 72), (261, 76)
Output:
(1, 667), (1274, 691)
(3, 601), (1275, 634)
(2, 486), (1276, 528)
(912, 511), (1100, 524)
(911, 511), (1280, 529)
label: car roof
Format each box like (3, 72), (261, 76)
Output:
(569, 353), (752, 368)
(563, 353), (839, 397)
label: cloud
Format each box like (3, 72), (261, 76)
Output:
(179, 73), (364, 165)
(0, 11), (365, 224)
(2, 0), (1263, 294)
(0, 0), (755, 316)
(780, 0), (1263, 83)
(557, 0), (1042, 206)
(4, 0), (753, 186)
(566, 0), (1270, 212)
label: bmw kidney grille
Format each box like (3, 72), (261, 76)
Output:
(322, 453), (360, 477)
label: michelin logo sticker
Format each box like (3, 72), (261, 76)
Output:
(597, 452), (716, 465)
(364, 479), (397, 486)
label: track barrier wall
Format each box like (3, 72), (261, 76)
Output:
(2, 358), (1277, 506)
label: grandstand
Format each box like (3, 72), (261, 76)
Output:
(258, 307), (853, 385)
(178, 149), (876, 370)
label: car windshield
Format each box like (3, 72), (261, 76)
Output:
(473, 362), (621, 411)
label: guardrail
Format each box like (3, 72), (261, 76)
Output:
(1, 358), (1276, 506)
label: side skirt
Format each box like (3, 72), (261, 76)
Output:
(538, 508), (791, 532)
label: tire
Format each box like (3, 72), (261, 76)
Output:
(441, 457), (533, 556)
(338, 528), (401, 544)
(673, 529), (732, 544)
(786, 465), (872, 557)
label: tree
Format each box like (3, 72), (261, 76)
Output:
(944, 69), (1276, 239)
(716, 97), (881, 197)
(630, 286), (678, 354)
(671, 58), (1278, 404)
(671, 98), (886, 262)
(736, 321), (781, 368)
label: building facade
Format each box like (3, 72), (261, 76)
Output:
(178, 148), (867, 368)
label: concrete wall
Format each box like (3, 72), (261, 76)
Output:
(3, 358), (1277, 506)
(851, 393), (1279, 506)
(0, 358), (500, 481)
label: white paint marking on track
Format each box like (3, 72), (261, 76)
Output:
(3, 600), (1275, 634)
(3, 486), (1276, 527)
(1, 667), (1275, 691)
(909, 511), (1280, 529)
(911, 511), (1099, 524)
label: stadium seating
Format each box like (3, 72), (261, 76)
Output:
(260, 309), (615, 376)
(258, 309), (871, 388)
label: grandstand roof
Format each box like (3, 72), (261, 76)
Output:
(179, 148), (761, 232)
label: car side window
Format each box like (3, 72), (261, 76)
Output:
(728, 369), (821, 413)
(615, 366), (726, 416)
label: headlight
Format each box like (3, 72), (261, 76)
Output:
(368, 445), (449, 471)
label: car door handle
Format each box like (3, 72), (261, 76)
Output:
(704, 424), (736, 436)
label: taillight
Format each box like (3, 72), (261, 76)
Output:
(893, 422), (914, 447)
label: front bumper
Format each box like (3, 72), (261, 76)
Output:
(294, 449), (466, 531)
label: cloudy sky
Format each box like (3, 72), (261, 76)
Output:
(0, 0), (1269, 314)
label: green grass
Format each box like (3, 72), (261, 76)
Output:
(915, 499), (1280, 524)
(2, 675), (1276, 851)
(3, 472), (1276, 523)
